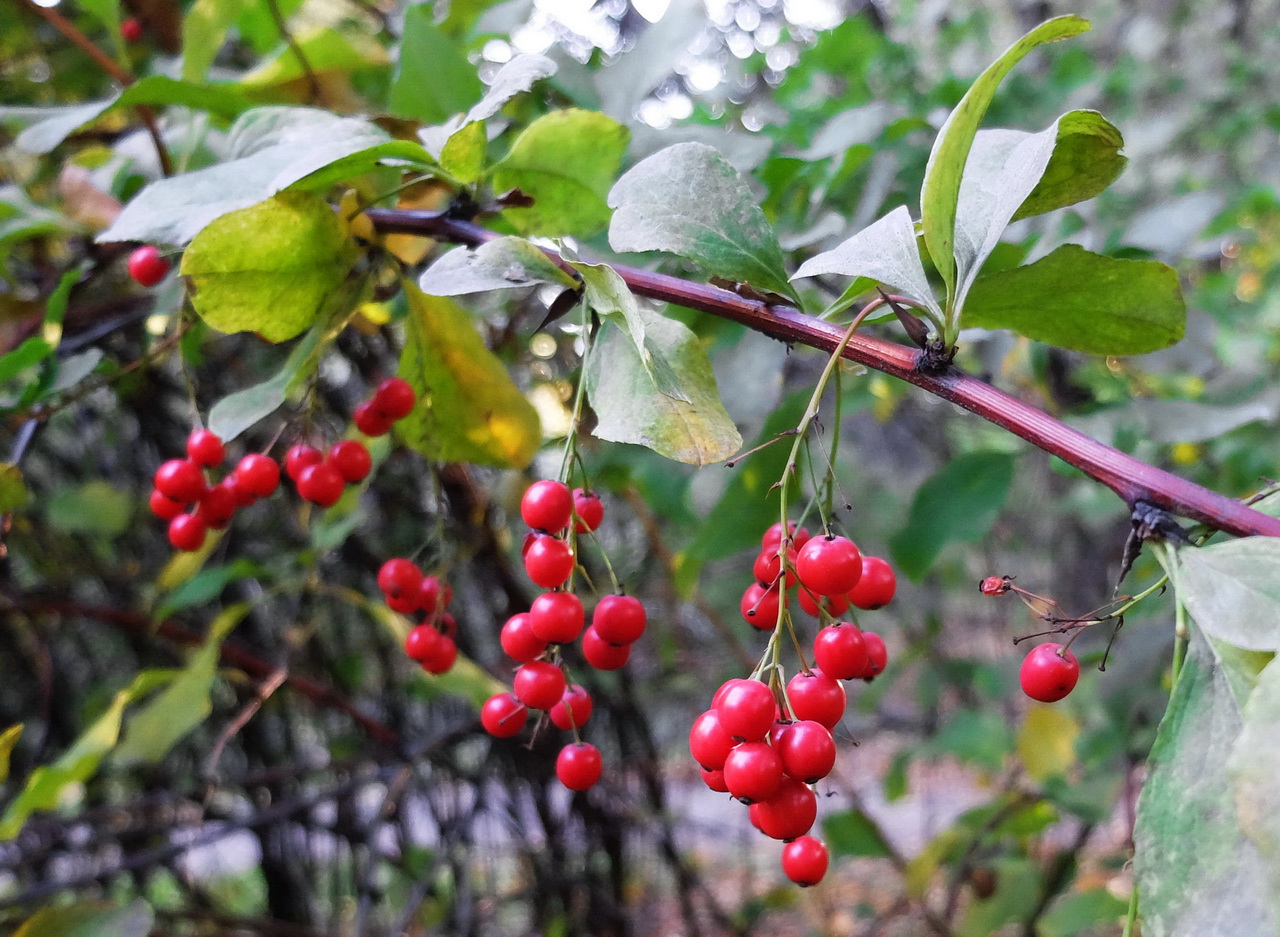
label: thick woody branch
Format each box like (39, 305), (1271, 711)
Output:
(365, 208), (1280, 541)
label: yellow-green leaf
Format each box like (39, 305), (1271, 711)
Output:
(14, 900), (154, 937)
(0, 724), (22, 783)
(1017, 704), (1080, 782)
(0, 463), (28, 513)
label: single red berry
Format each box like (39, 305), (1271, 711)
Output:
(762, 521), (811, 553)
(153, 458), (206, 503)
(120, 17), (143, 42)
(798, 588), (849, 618)
(186, 429), (225, 467)
(861, 631), (888, 679)
(481, 692), (528, 738)
(353, 401), (394, 437)
(813, 623), (869, 680)
(549, 684), (594, 730)
(688, 709), (736, 770)
(701, 767), (729, 792)
(404, 623), (441, 662)
(775, 720), (836, 782)
(753, 548), (797, 588)
(524, 536), (575, 589)
(715, 680), (777, 742)
(796, 535), (863, 597)
(712, 677), (751, 709)
(378, 558), (422, 598)
(572, 488), (604, 533)
(235, 453), (280, 498)
(529, 591), (584, 644)
(296, 462), (344, 507)
(435, 611), (457, 640)
(197, 482), (238, 529)
(723, 741), (784, 804)
(750, 777), (818, 840)
(500, 612), (547, 663)
(848, 556), (896, 609)
(581, 626), (630, 670)
(167, 513), (207, 551)
(223, 472), (257, 507)
(556, 742), (603, 791)
(591, 594), (646, 645)
(740, 581), (784, 630)
(372, 377), (416, 420)
(285, 444), (324, 481)
(513, 660), (567, 711)
(328, 440), (372, 483)
(149, 489), (186, 520)
(127, 245), (169, 287)
(521, 480), (573, 532)
(420, 634), (457, 675)
(786, 671), (846, 730)
(781, 836), (829, 886)
(1019, 643), (1080, 702)
(980, 576), (1011, 597)
(417, 576), (447, 616)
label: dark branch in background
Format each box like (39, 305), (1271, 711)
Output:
(16, 0), (173, 176)
(365, 208), (1280, 541)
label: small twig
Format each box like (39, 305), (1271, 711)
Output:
(203, 666), (288, 778)
(265, 0), (322, 104)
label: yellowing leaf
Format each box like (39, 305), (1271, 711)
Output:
(1017, 704), (1080, 782)
(0, 724), (22, 783)
(397, 282), (541, 468)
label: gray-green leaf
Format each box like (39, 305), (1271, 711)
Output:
(1178, 538), (1280, 652)
(1227, 655), (1280, 924)
(420, 237), (577, 296)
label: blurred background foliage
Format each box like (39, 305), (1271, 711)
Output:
(1, 0), (1278, 934)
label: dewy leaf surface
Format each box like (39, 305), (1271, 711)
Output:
(491, 109), (629, 238)
(397, 282), (541, 469)
(1178, 537), (1280, 651)
(1133, 629), (1276, 937)
(960, 244), (1185, 355)
(608, 142), (797, 302)
(1228, 655), (1280, 923)
(180, 191), (358, 341)
(420, 237), (577, 296)
(920, 16), (1090, 308)
(791, 205), (941, 319)
(585, 309), (741, 465)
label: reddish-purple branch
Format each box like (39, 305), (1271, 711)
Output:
(366, 208), (1280, 540)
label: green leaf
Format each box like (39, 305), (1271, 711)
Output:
(157, 560), (270, 617)
(1036, 889), (1128, 937)
(889, 451), (1015, 581)
(101, 107), (433, 246)
(1134, 629), (1276, 934)
(420, 237), (578, 296)
(397, 282), (541, 469)
(46, 480), (132, 536)
(1178, 538), (1280, 651)
(791, 205), (941, 319)
(0, 724), (22, 783)
(13, 900), (154, 937)
(388, 6), (483, 124)
(183, 0), (253, 82)
(1227, 655), (1280, 923)
(608, 142), (797, 302)
(491, 109), (629, 238)
(585, 310), (742, 466)
(180, 191), (359, 341)
(930, 708), (1015, 772)
(920, 16), (1090, 310)
(239, 27), (387, 87)
(822, 808), (893, 858)
(0, 338), (52, 383)
(1012, 110), (1126, 221)
(438, 120), (488, 184)
(957, 858), (1043, 937)
(114, 604), (247, 765)
(960, 245), (1185, 356)
(207, 322), (326, 441)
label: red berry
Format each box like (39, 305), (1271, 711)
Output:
(328, 440), (372, 483)
(420, 634), (457, 675)
(435, 611), (457, 640)
(285, 444), (324, 481)
(481, 692), (528, 738)
(353, 401), (394, 437)
(404, 624), (440, 661)
(714, 680), (777, 742)
(861, 631), (888, 679)
(521, 480), (573, 532)
(167, 513), (207, 551)
(235, 453), (280, 498)
(572, 488), (604, 533)
(416, 576), (447, 616)
(740, 581), (784, 630)
(762, 521), (811, 553)
(197, 482), (238, 529)
(980, 576), (1011, 597)
(500, 612), (547, 663)
(753, 548), (797, 588)
(798, 588), (849, 619)
(723, 741), (784, 803)
(529, 591), (585, 644)
(513, 660), (566, 710)
(120, 17), (143, 42)
(591, 594), (646, 645)
(796, 535), (862, 596)
(1019, 643), (1080, 702)
(786, 671), (846, 730)
(556, 742), (603, 791)
(848, 556), (896, 609)
(750, 777), (818, 840)
(127, 245), (169, 287)
(688, 710), (736, 770)
(186, 429), (225, 467)
(153, 458), (206, 503)
(775, 720), (836, 782)
(524, 536), (575, 589)
(549, 684), (594, 730)
(581, 626), (630, 670)
(149, 489), (186, 520)
(781, 836), (829, 886)
(378, 558), (422, 598)
(372, 377), (416, 420)
(813, 623), (869, 680)
(296, 462), (344, 507)
(701, 767), (729, 792)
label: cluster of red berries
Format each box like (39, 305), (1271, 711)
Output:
(979, 576), (1082, 703)
(481, 480), (643, 793)
(386, 559), (458, 675)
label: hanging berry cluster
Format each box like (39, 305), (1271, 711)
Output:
(387, 559), (458, 676)
(481, 479), (646, 793)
